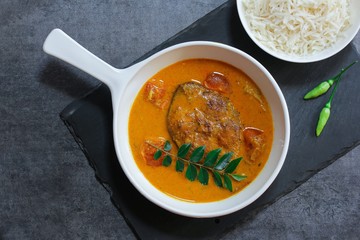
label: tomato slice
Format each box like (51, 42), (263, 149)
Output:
(144, 79), (168, 109)
(243, 127), (265, 163)
(141, 137), (166, 166)
(204, 72), (231, 93)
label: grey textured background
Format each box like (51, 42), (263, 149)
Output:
(1, 0), (359, 239)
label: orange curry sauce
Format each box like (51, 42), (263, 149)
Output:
(128, 59), (273, 203)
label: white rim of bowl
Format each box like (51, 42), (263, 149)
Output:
(114, 41), (290, 218)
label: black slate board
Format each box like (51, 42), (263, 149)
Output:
(60, 1), (360, 239)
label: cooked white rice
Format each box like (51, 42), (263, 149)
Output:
(243, 0), (351, 56)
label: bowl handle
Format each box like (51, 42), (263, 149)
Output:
(43, 28), (122, 92)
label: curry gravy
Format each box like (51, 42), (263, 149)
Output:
(128, 59), (273, 203)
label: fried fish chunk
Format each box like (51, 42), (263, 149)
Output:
(167, 82), (241, 157)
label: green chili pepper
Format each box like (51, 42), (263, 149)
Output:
(316, 102), (331, 136)
(304, 79), (335, 99)
(306, 60), (358, 136)
(315, 73), (344, 136)
(304, 60), (358, 100)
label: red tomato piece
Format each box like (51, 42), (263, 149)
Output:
(243, 127), (265, 163)
(204, 72), (231, 93)
(144, 79), (168, 109)
(141, 137), (166, 166)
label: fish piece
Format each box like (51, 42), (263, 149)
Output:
(167, 82), (241, 157)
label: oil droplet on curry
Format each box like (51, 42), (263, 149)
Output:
(128, 59), (273, 203)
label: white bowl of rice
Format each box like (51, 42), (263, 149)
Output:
(237, 0), (360, 63)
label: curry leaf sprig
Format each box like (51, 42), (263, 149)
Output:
(146, 140), (247, 192)
(303, 60), (358, 136)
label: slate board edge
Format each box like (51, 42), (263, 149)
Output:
(59, 94), (142, 240)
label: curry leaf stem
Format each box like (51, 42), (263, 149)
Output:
(145, 141), (224, 175)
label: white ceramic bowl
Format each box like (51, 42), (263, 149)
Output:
(43, 29), (290, 218)
(237, 0), (360, 63)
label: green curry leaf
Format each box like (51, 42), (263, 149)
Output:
(185, 164), (197, 181)
(213, 171), (223, 188)
(162, 155), (172, 167)
(176, 159), (184, 172)
(178, 143), (191, 158)
(225, 157), (243, 174)
(154, 149), (162, 160)
(190, 146), (205, 162)
(164, 141), (172, 151)
(203, 148), (221, 167)
(198, 167), (209, 185)
(223, 174), (233, 192)
(214, 152), (233, 170)
(230, 174), (247, 182)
